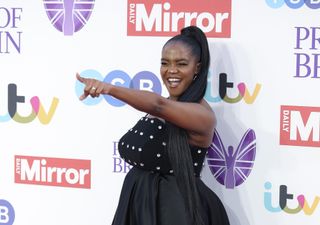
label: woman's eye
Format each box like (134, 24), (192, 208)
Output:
(161, 62), (167, 66)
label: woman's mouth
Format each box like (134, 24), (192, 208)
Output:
(167, 78), (181, 88)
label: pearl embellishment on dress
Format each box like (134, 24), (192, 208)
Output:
(118, 117), (206, 176)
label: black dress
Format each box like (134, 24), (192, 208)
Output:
(112, 116), (230, 225)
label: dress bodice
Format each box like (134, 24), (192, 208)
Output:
(118, 116), (207, 176)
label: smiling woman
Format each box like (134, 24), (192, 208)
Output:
(160, 41), (200, 100)
(77, 26), (230, 225)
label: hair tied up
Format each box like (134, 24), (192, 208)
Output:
(181, 26), (202, 45)
(165, 25), (210, 225)
(181, 26), (201, 36)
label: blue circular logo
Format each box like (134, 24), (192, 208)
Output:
(285, 0), (304, 9)
(76, 69), (162, 107)
(305, 0), (320, 9)
(266, 0), (320, 8)
(103, 70), (131, 107)
(0, 199), (15, 225)
(265, 0), (285, 8)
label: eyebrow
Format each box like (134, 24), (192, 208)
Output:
(161, 58), (189, 62)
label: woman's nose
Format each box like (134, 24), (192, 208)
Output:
(168, 65), (177, 73)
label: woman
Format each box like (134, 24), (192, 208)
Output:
(77, 26), (230, 225)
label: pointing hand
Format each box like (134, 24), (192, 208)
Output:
(76, 73), (109, 100)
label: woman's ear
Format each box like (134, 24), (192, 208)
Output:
(195, 62), (201, 74)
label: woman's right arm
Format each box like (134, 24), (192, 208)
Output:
(77, 73), (215, 147)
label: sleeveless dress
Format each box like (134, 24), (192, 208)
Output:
(112, 116), (230, 225)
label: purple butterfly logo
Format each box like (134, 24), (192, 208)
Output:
(43, 0), (95, 36)
(207, 129), (256, 189)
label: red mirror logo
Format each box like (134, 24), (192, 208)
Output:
(127, 0), (231, 37)
(280, 105), (320, 147)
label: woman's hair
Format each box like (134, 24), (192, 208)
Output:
(165, 26), (210, 225)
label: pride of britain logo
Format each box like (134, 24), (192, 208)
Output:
(207, 129), (256, 189)
(43, 0), (95, 35)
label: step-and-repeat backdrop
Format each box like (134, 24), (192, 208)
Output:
(1, 1), (319, 225)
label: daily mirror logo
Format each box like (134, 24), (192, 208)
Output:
(43, 0), (95, 36)
(127, 0), (232, 37)
(280, 105), (320, 147)
(15, 155), (91, 189)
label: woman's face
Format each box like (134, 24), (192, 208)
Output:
(160, 41), (200, 100)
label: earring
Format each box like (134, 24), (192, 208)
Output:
(193, 74), (198, 81)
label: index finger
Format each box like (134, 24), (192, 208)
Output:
(76, 73), (86, 84)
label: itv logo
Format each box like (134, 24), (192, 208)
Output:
(280, 105), (320, 147)
(264, 182), (320, 215)
(0, 83), (59, 124)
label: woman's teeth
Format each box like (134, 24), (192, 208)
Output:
(168, 78), (181, 87)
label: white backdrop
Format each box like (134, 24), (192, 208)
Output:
(1, 1), (320, 225)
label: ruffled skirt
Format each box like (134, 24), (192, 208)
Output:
(112, 167), (230, 225)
